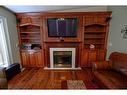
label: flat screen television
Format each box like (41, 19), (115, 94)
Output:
(47, 18), (78, 37)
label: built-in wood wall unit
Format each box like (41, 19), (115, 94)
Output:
(16, 12), (111, 68)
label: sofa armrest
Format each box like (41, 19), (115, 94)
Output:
(5, 63), (21, 81)
(92, 61), (112, 70)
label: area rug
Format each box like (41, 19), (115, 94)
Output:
(61, 80), (99, 89)
(67, 80), (86, 89)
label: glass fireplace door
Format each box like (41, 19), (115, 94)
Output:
(53, 51), (72, 68)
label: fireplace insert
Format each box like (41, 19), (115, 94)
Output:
(53, 51), (72, 68)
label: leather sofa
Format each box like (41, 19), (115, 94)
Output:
(92, 52), (127, 89)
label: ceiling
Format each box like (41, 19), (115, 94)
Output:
(4, 6), (108, 13)
(4, 6), (86, 13)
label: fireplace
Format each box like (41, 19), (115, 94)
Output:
(49, 48), (76, 69)
(54, 51), (72, 68)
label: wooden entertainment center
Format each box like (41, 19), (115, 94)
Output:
(16, 12), (111, 68)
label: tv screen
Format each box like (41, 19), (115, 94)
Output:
(47, 18), (78, 37)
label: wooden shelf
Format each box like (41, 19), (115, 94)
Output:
(84, 23), (107, 26)
(84, 20), (107, 50)
(84, 37), (105, 39)
(21, 49), (42, 52)
(22, 42), (41, 44)
(20, 32), (40, 34)
(19, 21), (42, 47)
(84, 43), (104, 45)
(19, 23), (40, 27)
(21, 37), (40, 40)
(84, 31), (106, 33)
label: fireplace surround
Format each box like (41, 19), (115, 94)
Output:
(49, 48), (76, 69)
(53, 51), (72, 68)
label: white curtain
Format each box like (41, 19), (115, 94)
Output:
(0, 17), (10, 67)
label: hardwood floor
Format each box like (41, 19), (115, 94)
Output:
(8, 68), (98, 89)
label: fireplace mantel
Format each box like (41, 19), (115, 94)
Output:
(44, 42), (82, 69)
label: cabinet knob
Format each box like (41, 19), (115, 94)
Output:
(29, 52), (33, 54)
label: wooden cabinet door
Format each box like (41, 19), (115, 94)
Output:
(81, 50), (88, 67)
(28, 51), (36, 67)
(88, 50), (97, 67)
(21, 50), (44, 68)
(81, 50), (106, 67)
(81, 50), (97, 67)
(34, 50), (44, 67)
(28, 50), (44, 67)
(21, 51), (29, 67)
(97, 50), (106, 61)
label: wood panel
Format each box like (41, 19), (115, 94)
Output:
(21, 51), (29, 67)
(81, 50), (106, 67)
(88, 50), (97, 67)
(82, 12), (111, 68)
(81, 49), (88, 67)
(97, 50), (106, 61)
(34, 50), (44, 67)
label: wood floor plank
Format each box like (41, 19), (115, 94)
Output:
(8, 68), (98, 89)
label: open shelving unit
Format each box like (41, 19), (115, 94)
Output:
(82, 14), (111, 67)
(19, 24), (42, 50)
(17, 17), (44, 68)
(84, 24), (107, 50)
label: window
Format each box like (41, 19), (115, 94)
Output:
(0, 17), (10, 67)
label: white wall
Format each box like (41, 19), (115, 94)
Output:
(0, 7), (20, 64)
(106, 6), (127, 59)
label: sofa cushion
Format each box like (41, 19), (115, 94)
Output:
(93, 70), (127, 89)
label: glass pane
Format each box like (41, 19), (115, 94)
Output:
(53, 51), (72, 68)
(0, 18), (9, 67)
